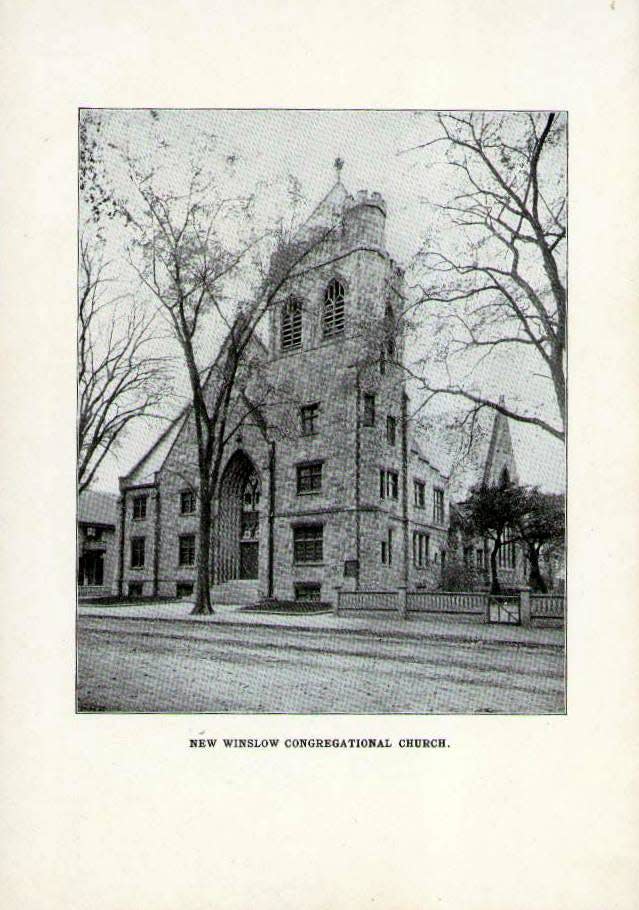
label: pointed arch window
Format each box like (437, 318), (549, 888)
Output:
(323, 279), (345, 338)
(281, 297), (303, 351)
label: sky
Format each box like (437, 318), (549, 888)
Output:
(81, 109), (566, 494)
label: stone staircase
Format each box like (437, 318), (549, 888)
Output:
(209, 579), (260, 606)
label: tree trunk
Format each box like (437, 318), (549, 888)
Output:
(527, 545), (547, 593)
(192, 492), (213, 615)
(490, 543), (501, 594)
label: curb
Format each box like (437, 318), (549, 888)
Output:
(78, 610), (565, 652)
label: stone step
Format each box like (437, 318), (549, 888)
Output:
(209, 580), (260, 605)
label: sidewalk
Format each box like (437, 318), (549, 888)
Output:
(79, 600), (564, 649)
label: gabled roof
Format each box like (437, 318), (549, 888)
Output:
(78, 489), (119, 526)
(300, 180), (349, 233)
(120, 315), (268, 489)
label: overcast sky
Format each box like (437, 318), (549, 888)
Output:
(82, 109), (566, 494)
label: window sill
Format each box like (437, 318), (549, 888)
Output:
(297, 490), (321, 497)
(293, 562), (325, 567)
(129, 565), (145, 571)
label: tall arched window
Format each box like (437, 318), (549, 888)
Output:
(323, 279), (345, 338)
(500, 466), (511, 487)
(281, 297), (303, 350)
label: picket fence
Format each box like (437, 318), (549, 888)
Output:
(335, 588), (565, 626)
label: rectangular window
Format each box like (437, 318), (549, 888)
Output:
(498, 528), (516, 569)
(180, 490), (196, 514)
(380, 470), (399, 501)
(294, 583), (321, 602)
(363, 393), (376, 427)
(296, 461), (322, 494)
(381, 540), (387, 565)
(132, 495), (147, 520)
(176, 582), (194, 598)
(413, 531), (430, 567)
(130, 536), (145, 568)
(387, 527), (393, 566)
(128, 581), (143, 597)
(414, 480), (425, 509)
(179, 534), (196, 567)
(386, 415), (396, 446)
(476, 549), (485, 569)
(293, 525), (323, 564)
(300, 402), (320, 436)
(433, 488), (445, 524)
(464, 545), (474, 567)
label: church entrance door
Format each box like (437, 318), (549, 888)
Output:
(217, 452), (261, 584)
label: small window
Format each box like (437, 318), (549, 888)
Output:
(128, 581), (143, 597)
(500, 466), (511, 487)
(414, 480), (425, 509)
(380, 470), (399, 501)
(463, 545), (474, 567)
(387, 527), (393, 566)
(180, 490), (196, 514)
(300, 402), (320, 436)
(413, 531), (430, 567)
(433, 488), (445, 524)
(130, 536), (145, 568)
(281, 296), (303, 351)
(132, 495), (147, 520)
(176, 582), (194, 598)
(379, 350), (386, 375)
(386, 415), (396, 447)
(179, 534), (196, 567)
(323, 279), (345, 338)
(476, 549), (485, 569)
(381, 540), (387, 565)
(295, 583), (321, 602)
(363, 393), (376, 427)
(293, 525), (324, 563)
(297, 461), (322, 494)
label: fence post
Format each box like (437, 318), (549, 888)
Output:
(397, 586), (408, 620)
(334, 586), (342, 617)
(519, 587), (531, 627)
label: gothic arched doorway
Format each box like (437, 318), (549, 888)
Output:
(216, 451), (261, 582)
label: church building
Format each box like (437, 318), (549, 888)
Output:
(116, 180), (450, 605)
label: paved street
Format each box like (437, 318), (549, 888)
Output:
(77, 613), (565, 714)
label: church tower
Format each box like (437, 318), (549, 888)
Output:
(262, 177), (410, 601)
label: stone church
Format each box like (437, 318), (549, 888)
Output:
(116, 180), (450, 604)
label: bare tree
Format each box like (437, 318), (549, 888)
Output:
(122, 153), (340, 614)
(403, 111), (566, 442)
(77, 233), (168, 492)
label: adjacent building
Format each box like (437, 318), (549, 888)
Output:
(77, 489), (119, 598)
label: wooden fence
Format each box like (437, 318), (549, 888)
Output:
(338, 591), (398, 612)
(335, 588), (566, 626)
(530, 594), (565, 619)
(407, 591), (487, 616)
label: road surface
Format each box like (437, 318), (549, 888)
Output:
(77, 614), (565, 714)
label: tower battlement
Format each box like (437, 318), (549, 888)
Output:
(345, 189), (387, 216)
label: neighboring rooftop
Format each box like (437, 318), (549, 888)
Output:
(78, 489), (119, 526)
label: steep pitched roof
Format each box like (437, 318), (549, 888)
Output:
(482, 409), (519, 486)
(120, 315), (268, 489)
(300, 180), (349, 233)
